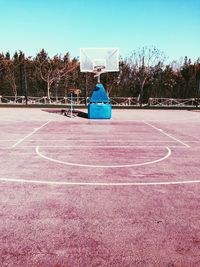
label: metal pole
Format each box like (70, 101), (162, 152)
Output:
(85, 72), (87, 106)
(20, 64), (23, 96)
(197, 79), (200, 107)
(70, 92), (73, 118)
(24, 63), (28, 105)
(195, 64), (199, 108)
(140, 56), (144, 107)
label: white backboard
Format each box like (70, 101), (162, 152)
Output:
(80, 48), (119, 73)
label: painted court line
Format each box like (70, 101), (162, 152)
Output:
(12, 121), (50, 148)
(8, 145), (186, 150)
(0, 177), (200, 186)
(3, 139), (199, 143)
(25, 139), (179, 142)
(9, 145), (186, 149)
(143, 121), (190, 148)
(36, 146), (171, 168)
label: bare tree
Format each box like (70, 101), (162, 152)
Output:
(127, 46), (166, 106)
(35, 50), (79, 100)
(4, 58), (18, 100)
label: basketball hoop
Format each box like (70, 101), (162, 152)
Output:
(93, 65), (106, 83)
(93, 65), (106, 72)
(80, 48), (119, 83)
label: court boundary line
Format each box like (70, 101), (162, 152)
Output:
(36, 146), (171, 168)
(32, 145), (183, 149)
(16, 139), (184, 142)
(0, 177), (200, 186)
(7, 145), (188, 149)
(12, 121), (51, 148)
(1, 139), (199, 143)
(143, 121), (190, 148)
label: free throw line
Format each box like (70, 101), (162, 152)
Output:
(36, 146), (171, 168)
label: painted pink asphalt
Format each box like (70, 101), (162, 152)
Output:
(0, 108), (200, 266)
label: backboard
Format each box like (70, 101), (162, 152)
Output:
(80, 48), (119, 73)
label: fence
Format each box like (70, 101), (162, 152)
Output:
(148, 98), (200, 107)
(0, 96), (85, 105)
(0, 96), (139, 106)
(0, 95), (199, 107)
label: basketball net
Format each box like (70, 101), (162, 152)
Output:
(93, 66), (106, 83)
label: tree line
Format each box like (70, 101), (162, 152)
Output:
(0, 47), (200, 103)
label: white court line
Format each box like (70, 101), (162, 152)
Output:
(18, 139), (200, 144)
(0, 177), (200, 186)
(7, 145), (186, 149)
(12, 121), (50, 148)
(32, 145), (181, 149)
(36, 146), (171, 168)
(3, 139), (199, 143)
(143, 121), (190, 148)
(25, 139), (179, 142)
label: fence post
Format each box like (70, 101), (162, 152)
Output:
(148, 98), (151, 106)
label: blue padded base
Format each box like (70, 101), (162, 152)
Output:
(88, 103), (112, 119)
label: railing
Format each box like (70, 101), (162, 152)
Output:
(0, 95), (199, 107)
(110, 97), (138, 106)
(0, 95), (140, 106)
(0, 96), (86, 105)
(148, 98), (200, 107)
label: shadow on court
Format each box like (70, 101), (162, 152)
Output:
(76, 110), (88, 119)
(42, 108), (88, 119)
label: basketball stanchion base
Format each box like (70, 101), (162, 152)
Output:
(88, 103), (112, 119)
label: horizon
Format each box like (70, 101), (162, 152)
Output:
(0, 0), (200, 63)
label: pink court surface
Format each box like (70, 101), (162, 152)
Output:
(0, 108), (200, 266)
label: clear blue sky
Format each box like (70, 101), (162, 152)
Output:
(0, 0), (199, 62)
